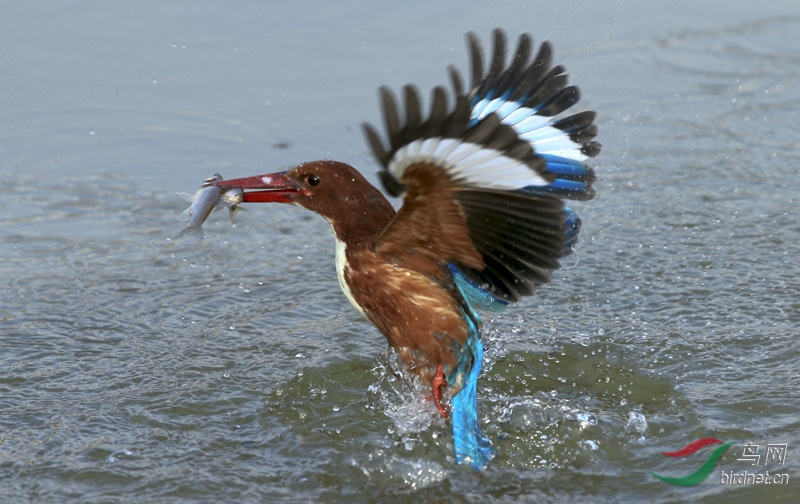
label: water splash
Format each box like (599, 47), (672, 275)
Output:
(625, 410), (648, 440)
(106, 449), (133, 463)
(367, 351), (444, 439)
(348, 450), (447, 490)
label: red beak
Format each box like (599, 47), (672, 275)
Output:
(210, 171), (307, 203)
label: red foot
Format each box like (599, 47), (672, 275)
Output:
(432, 363), (449, 419)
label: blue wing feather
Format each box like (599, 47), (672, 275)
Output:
(521, 154), (595, 200)
(562, 205), (581, 251)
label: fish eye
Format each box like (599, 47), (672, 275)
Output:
(307, 174), (321, 186)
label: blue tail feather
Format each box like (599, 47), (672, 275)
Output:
(446, 266), (497, 470)
(445, 313), (494, 471)
(449, 328), (495, 470)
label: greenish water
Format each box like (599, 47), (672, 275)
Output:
(1, 1), (798, 502)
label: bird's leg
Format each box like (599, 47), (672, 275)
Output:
(432, 363), (449, 418)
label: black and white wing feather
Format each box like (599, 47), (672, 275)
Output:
(362, 29), (600, 303)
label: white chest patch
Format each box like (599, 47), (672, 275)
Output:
(334, 237), (368, 319)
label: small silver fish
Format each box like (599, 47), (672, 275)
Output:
(174, 174), (246, 239)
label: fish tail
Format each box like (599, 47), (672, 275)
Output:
(173, 225), (205, 240)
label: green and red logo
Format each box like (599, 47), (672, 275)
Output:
(648, 438), (734, 486)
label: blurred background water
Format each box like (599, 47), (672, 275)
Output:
(1, 1), (798, 502)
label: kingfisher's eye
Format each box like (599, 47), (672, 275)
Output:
(307, 174), (320, 186)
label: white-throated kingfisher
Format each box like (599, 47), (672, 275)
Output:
(213, 29), (600, 469)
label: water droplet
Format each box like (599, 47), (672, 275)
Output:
(152, 78), (158, 84)
(332, 405), (340, 412)
(576, 412), (597, 429)
(89, 129), (95, 136)
(574, 333), (591, 346)
(106, 449), (133, 463)
(229, 323), (236, 330)
(625, 410), (648, 436)
(297, 254), (303, 260)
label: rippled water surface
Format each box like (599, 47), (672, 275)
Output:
(2, 1), (799, 502)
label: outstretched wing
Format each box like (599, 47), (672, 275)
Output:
(362, 29), (600, 303)
(457, 29), (599, 200)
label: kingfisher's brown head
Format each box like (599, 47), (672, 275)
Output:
(215, 160), (395, 243)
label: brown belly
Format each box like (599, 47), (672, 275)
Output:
(342, 258), (468, 384)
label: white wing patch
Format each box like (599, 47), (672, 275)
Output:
(473, 99), (588, 163)
(388, 138), (550, 191)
